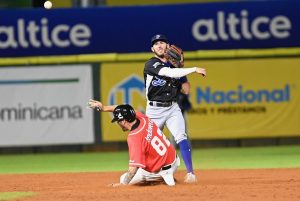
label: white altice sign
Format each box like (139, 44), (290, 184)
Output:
(192, 10), (291, 42)
(0, 65), (94, 147)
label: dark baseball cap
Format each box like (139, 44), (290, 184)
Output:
(111, 104), (136, 123)
(151, 34), (168, 46)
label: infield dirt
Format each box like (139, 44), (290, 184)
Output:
(0, 169), (300, 201)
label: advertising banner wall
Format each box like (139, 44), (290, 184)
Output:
(100, 58), (300, 141)
(0, 1), (299, 57)
(100, 63), (146, 141)
(186, 58), (300, 139)
(0, 65), (94, 147)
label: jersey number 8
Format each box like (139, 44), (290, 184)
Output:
(150, 129), (171, 156)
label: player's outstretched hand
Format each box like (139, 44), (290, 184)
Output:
(196, 67), (206, 77)
(87, 99), (103, 111)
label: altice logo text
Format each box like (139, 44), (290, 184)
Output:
(0, 18), (91, 49)
(192, 10), (291, 41)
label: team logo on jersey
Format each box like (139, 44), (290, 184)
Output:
(108, 75), (145, 106)
(152, 62), (162, 68)
(152, 77), (166, 86)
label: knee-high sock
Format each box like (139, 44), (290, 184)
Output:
(178, 139), (194, 173)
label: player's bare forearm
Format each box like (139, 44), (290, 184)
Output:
(101, 105), (117, 112)
(87, 99), (117, 112)
(121, 166), (138, 185)
(109, 166), (138, 187)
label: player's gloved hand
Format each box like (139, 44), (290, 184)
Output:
(87, 99), (103, 111)
(164, 44), (184, 68)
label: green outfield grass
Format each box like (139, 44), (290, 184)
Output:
(1, 145), (300, 200)
(0, 145), (300, 174)
(0, 192), (36, 200)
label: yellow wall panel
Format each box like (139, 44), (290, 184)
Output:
(51, 0), (72, 8)
(99, 58), (300, 141)
(106, 0), (230, 6)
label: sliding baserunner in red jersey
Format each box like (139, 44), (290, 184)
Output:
(87, 99), (180, 186)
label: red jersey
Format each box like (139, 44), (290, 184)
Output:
(127, 112), (176, 172)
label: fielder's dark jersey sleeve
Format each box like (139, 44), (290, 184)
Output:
(144, 57), (166, 76)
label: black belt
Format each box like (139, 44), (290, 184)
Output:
(149, 101), (173, 107)
(161, 165), (171, 170)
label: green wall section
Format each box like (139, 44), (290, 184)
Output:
(0, 146), (300, 174)
(1, 47), (300, 66)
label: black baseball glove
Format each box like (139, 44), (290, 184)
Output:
(164, 44), (184, 68)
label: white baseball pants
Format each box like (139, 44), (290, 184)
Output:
(120, 156), (180, 186)
(146, 102), (187, 144)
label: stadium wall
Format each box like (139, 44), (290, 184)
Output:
(0, 1), (299, 152)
